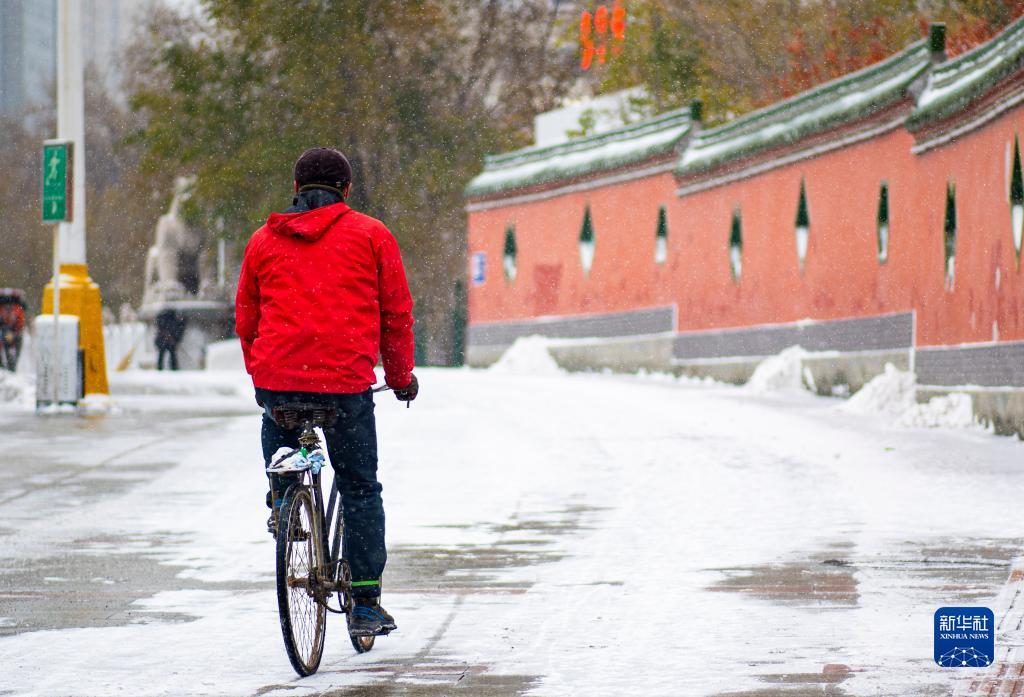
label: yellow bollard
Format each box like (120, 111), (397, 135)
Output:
(41, 263), (109, 397)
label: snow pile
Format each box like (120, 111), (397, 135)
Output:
(15, 330), (34, 377)
(204, 339), (244, 371)
(490, 336), (563, 376)
(898, 392), (976, 429)
(109, 370), (250, 397)
(0, 370), (34, 408)
(840, 363), (977, 429)
(839, 363), (917, 418)
(745, 346), (810, 393)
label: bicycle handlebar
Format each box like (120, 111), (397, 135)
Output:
(372, 383), (411, 408)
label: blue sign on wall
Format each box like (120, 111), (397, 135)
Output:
(471, 251), (486, 285)
(935, 607), (994, 667)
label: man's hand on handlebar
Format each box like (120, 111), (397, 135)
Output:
(393, 373), (418, 404)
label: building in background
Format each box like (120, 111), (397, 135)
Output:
(0, 0), (57, 117)
(81, 0), (140, 101)
(533, 87), (653, 147)
(0, 0), (143, 119)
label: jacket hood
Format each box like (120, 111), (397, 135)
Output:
(267, 200), (351, 242)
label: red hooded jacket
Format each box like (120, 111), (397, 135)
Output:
(235, 201), (414, 394)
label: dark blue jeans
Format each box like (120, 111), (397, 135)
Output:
(257, 387), (385, 598)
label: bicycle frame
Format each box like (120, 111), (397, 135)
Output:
(269, 397), (385, 669)
(275, 423), (353, 615)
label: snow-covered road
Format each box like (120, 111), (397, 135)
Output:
(2, 366), (1023, 696)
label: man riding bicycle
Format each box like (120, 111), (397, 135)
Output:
(235, 147), (417, 637)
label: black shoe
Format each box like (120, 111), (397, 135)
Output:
(349, 599), (397, 636)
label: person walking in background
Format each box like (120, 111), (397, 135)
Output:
(0, 289), (26, 372)
(155, 308), (185, 370)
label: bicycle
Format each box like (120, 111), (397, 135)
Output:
(266, 387), (392, 676)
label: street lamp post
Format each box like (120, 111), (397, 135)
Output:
(58, 0), (87, 269)
(40, 0), (110, 406)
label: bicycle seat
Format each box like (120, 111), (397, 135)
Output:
(270, 402), (338, 430)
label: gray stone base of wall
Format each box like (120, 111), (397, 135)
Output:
(671, 350), (913, 394)
(803, 351), (913, 395)
(672, 358), (758, 385)
(465, 344), (508, 368)
(468, 338), (1024, 439)
(467, 310), (1024, 439)
(470, 337), (910, 394)
(919, 386), (1024, 438)
(467, 335), (676, 373)
(548, 336), (675, 373)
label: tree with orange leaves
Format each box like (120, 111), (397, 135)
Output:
(591, 0), (1024, 123)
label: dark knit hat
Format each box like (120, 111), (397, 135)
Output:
(293, 147), (353, 190)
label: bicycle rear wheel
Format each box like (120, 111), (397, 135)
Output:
(276, 486), (327, 676)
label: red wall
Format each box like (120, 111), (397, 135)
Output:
(467, 104), (1024, 348)
(468, 172), (680, 323)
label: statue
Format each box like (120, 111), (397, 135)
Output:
(142, 177), (202, 306)
(137, 177), (233, 370)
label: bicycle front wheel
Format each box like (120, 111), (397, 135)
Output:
(348, 622), (375, 654)
(276, 486), (327, 676)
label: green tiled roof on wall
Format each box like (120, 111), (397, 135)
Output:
(677, 41), (930, 177)
(464, 107), (692, 198)
(909, 16), (1024, 129)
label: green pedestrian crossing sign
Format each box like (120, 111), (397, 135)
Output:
(42, 140), (73, 223)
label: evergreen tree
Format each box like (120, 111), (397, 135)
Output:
(129, 0), (574, 362)
(504, 225), (518, 259)
(1011, 136), (1023, 205)
(655, 205), (668, 263)
(944, 182), (957, 277)
(795, 180), (810, 229)
(730, 210), (743, 251)
(877, 182), (890, 262)
(729, 208), (743, 281)
(580, 206), (595, 244)
(656, 206), (668, 240)
(795, 179), (810, 268)
(579, 205), (596, 273)
(503, 225), (517, 281)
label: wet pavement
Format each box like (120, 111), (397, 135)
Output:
(708, 538), (1024, 610)
(0, 409), (239, 634)
(0, 399), (564, 694)
(2, 369), (1024, 696)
